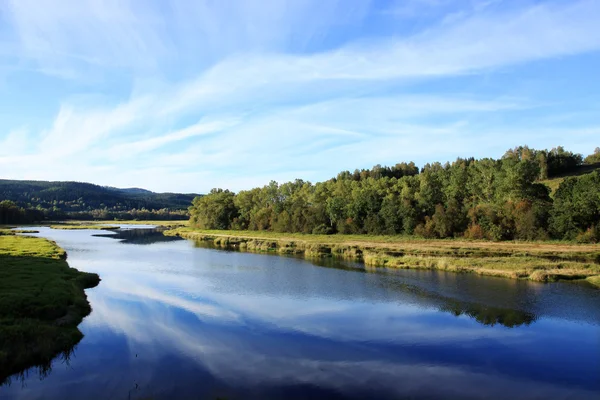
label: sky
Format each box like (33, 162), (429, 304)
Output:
(0, 0), (599, 193)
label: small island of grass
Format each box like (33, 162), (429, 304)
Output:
(0, 235), (100, 385)
(49, 224), (120, 230)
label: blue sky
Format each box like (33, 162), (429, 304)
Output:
(0, 0), (599, 193)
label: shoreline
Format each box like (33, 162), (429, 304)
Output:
(0, 234), (100, 385)
(165, 227), (600, 288)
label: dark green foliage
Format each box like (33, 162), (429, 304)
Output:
(503, 145), (583, 179)
(0, 200), (44, 224)
(189, 146), (598, 241)
(550, 171), (600, 240)
(0, 179), (197, 220)
(336, 162), (419, 181)
(546, 146), (583, 176)
(189, 189), (237, 229)
(312, 224), (333, 235)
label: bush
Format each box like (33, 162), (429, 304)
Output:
(312, 224), (333, 235)
(576, 226), (600, 244)
(464, 224), (485, 240)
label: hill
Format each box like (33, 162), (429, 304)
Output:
(104, 186), (154, 195)
(0, 179), (200, 220)
(540, 162), (600, 196)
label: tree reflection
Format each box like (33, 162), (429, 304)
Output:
(1, 345), (77, 388)
(94, 228), (183, 245)
(439, 301), (536, 327)
(193, 240), (538, 328)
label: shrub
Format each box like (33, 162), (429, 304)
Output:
(312, 224), (333, 235)
(576, 226), (600, 244)
(464, 224), (485, 240)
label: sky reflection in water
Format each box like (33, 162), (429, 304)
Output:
(1, 226), (599, 400)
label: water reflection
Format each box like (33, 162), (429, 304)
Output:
(2, 346), (77, 388)
(193, 240), (537, 328)
(1, 227), (599, 400)
(93, 228), (183, 245)
(440, 301), (536, 327)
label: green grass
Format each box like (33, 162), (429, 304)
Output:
(539, 177), (565, 197)
(49, 224), (120, 230)
(54, 220), (188, 229)
(117, 220), (187, 226)
(0, 235), (100, 385)
(540, 163), (600, 197)
(11, 229), (40, 234)
(89, 219), (188, 227)
(167, 227), (600, 285)
(0, 228), (38, 236)
(586, 275), (600, 289)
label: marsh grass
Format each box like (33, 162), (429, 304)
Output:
(86, 220), (187, 227)
(49, 224), (120, 230)
(0, 235), (100, 385)
(586, 275), (600, 288)
(167, 228), (600, 286)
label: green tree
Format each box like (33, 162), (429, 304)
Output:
(189, 189), (238, 230)
(550, 171), (600, 239)
(584, 147), (600, 165)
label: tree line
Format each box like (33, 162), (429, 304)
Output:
(0, 200), (188, 224)
(0, 180), (197, 214)
(0, 179), (196, 221)
(190, 146), (600, 242)
(0, 200), (45, 224)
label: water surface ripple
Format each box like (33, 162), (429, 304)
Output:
(2, 226), (599, 400)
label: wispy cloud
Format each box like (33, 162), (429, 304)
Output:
(106, 119), (240, 160)
(0, 0), (598, 192)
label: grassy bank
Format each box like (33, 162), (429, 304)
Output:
(165, 227), (600, 288)
(0, 235), (100, 385)
(3, 220), (186, 231)
(49, 223), (120, 230)
(59, 220), (187, 228)
(106, 220), (188, 227)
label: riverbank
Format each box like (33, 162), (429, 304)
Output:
(49, 224), (120, 230)
(0, 234), (100, 385)
(1, 221), (186, 231)
(77, 220), (187, 228)
(165, 227), (600, 288)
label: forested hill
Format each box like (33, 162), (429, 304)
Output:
(0, 179), (199, 221)
(190, 146), (600, 243)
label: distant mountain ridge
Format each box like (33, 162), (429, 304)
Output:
(103, 186), (154, 195)
(0, 179), (200, 213)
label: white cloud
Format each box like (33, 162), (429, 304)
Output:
(0, 0), (599, 192)
(106, 118), (240, 160)
(1, 0), (370, 77)
(0, 128), (29, 156)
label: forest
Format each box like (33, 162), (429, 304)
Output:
(190, 146), (600, 242)
(0, 180), (196, 222)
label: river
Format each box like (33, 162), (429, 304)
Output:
(1, 226), (599, 399)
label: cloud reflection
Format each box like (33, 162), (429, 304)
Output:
(80, 288), (598, 400)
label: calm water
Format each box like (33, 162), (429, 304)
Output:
(1, 226), (599, 400)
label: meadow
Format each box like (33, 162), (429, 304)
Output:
(0, 234), (100, 385)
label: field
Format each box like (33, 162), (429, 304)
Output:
(166, 227), (600, 288)
(0, 235), (100, 385)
